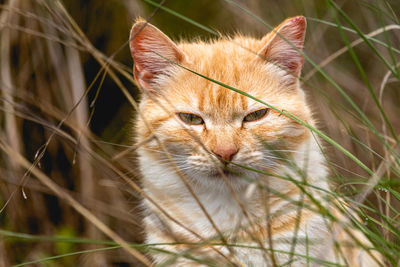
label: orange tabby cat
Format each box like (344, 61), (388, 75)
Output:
(129, 16), (382, 266)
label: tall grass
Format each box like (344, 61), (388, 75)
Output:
(0, 0), (399, 266)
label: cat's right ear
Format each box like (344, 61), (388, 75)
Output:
(257, 16), (306, 82)
(129, 19), (186, 92)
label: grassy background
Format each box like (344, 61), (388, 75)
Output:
(0, 0), (399, 266)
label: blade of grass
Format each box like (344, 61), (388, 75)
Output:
(326, 0), (399, 144)
(12, 246), (122, 267)
(327, 0), (400, 81)
(0, 139), (152, 266)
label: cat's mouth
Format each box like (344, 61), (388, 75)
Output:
(208, 167), (243, 179)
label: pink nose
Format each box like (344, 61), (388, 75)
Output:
(212, 146), (238, 163)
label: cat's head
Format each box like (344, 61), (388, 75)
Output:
(129, 17), (312, 190)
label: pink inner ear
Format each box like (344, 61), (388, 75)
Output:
(129, 21), (185, 91)
(259, 16), (306, 77)
(133, 64), (153, 90)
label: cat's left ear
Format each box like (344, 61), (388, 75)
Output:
(258, 16), (306, 79)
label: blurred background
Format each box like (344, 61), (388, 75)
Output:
(0, 0), (399, 266)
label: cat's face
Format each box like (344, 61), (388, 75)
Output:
(130, 17), (311, 189)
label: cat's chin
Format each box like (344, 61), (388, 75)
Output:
(207, 168), (239, 178)
(207, 171), (235, 179)
(202, 167), (252, 185)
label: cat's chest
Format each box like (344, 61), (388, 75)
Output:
(177, 190), (262, 234)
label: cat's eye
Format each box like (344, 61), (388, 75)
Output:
(243, 108), (269, 122)
(178, 113), (204, 125)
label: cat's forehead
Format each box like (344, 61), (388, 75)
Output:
(167, 39), (284, 116)
(166, 72), (281, 122)
(167, 81), (248, 119)
(179, 38), (263, 75)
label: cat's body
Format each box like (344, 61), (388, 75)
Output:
(129, 17), (382, 266)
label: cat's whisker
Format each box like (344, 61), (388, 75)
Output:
(153, 157), (187, 163)
(268, 150), (305, 157)
(262, 155), (285, 161)
(145, 151), (186, 158)
(269, 149), (305, 154)
(249, 163), (280, 171)
(142, 147), (188, 157)
(154, 162), (188, 169)
(177, 167), (197, 172)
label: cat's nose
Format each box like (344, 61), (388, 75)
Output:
(212, 146), (238, 163)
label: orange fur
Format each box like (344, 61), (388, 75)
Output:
(130, 16), (382, 266)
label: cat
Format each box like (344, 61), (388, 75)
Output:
(129, 16), (382, 266)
